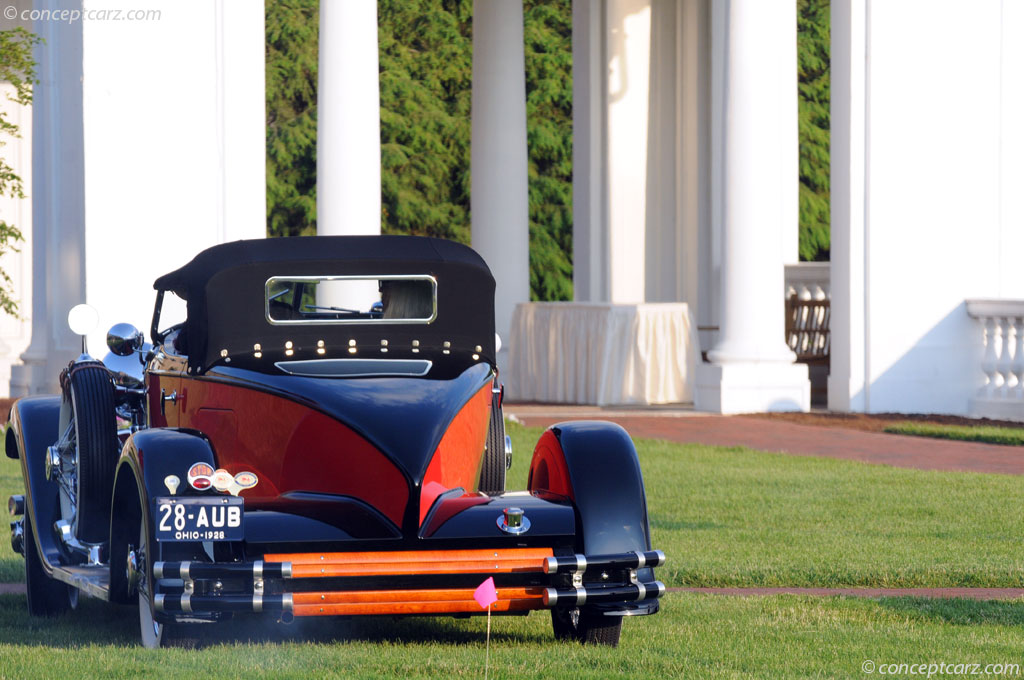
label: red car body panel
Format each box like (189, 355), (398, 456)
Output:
(418, 383), (491, 524)
(151, 374), (410, 527)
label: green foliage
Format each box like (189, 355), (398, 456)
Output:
(798, 0), (831, 261)
(0, 28), (38, 318)
(523, 0), (573, 301)
(264, 1), (575, 300)
(378, 0), (473, 244)
(265, 0), (318, 238)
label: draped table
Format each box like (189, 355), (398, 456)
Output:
(507, 302), (699, 405)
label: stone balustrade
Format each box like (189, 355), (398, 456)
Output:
(965, 299), (1024, 422)
(785, 262), (830, 300)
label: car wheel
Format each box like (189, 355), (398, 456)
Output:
(550, 608), (622, 647)
(136, 517), (167, 649)
(59, 365), (118, 544)
(478, 391), (506, 495)
(24, 514), (74, 617)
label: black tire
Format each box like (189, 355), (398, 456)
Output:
(137, 511), (168, 648)
(62, 365), (117, 543)
(478, 390), (506, 495)
(107, 491), (139, 605)
(24, 514), (72, 617)
(551, 608), (622, 647)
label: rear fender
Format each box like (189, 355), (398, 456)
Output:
(527, 421), (653, 561)
(109, 428), (215, 603)
(6, 396), (63, 574)
(114, 428), (218, 522)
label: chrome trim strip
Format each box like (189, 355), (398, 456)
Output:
(575, 587), (587, 606)
(543, 556), (557, 574)
(154, 594), (165, 612)
(282, 593), (294, 613)
(544, 588), (557, 606)
(153, 562), (164, 579)
(181, 593), (192, 614)
(635, 551), (646, 569)
(274, 358), (433, 378)
(636, 582), (647, 601)
(654, 550), (666, 566)
(180, 561), (190, 581)
(656, 581), (666, 597)
(253, 594), (263, 613)
(575, 555), (587, 573)
(282, 562), (293, 579)
(253, 561), (263, 580)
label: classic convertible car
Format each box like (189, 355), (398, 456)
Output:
(6, 236), (663, 648)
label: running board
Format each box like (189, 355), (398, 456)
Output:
(48, 564), (111, 601)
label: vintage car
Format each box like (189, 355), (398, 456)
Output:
(6, 236), (663, 648)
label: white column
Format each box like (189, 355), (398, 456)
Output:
(316, 0), (381, 310)
(827, 0), (867, 412)
(571, 0), (608, 303)
(10, 0), (84, 396)
(694, 0), (809, 414)
(471, 0), (529, 363)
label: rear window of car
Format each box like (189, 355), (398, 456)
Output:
(265, 275), (437, 325)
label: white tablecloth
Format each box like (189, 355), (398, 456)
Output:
(507, 302), (699, 405)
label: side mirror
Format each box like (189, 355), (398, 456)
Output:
(106, 323), (144, 357)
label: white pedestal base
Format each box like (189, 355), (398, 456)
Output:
(969, 397), (1024, 423)
(8, 355), (59, 397)
(695, 361), (810, 414)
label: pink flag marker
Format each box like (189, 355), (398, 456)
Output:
(474, 576), (498, 609)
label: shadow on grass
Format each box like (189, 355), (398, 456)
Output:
(875, 596), (1024, 627)
(0, 594), (552, 649)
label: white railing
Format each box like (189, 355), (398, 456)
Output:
(965, 299), (1024, 422)
(785, 262), (830, 300)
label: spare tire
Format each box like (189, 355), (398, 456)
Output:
(61, 364), (118, 543)
(478, 386), (507, 495)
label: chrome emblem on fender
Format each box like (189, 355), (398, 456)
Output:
(164, 475), (180, 496)
(211, 469), (234, 492)
(234, 472), (258, 489)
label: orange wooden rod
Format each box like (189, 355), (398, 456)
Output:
(292, 587), (544, 605)
(292, 598), (545, 617)
(288, 558), (546, 578)
(265, 547), (553, 566)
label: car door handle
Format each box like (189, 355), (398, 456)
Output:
(160, 389), (177, 416)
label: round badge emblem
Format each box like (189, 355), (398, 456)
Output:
(234, 471), (258, 489)
(211, 468), (234, 492)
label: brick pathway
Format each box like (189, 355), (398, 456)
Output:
(506, 405), (1024, 476)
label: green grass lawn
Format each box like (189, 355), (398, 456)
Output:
(884, 421), (1024, 447)
(3, 592), (1024, 678)
(4, 422), (1024, 587)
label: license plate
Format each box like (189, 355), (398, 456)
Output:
(154, 496), (244, 542)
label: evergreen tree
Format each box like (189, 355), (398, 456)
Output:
(378, 0), (473, 244)
(523, 0), (573, 301)
(0, 27), (39, 317)
(798, 0), (830, 261)
(265, 0), (318, 238)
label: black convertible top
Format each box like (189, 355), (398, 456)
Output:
(152, 236), (496, 375)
